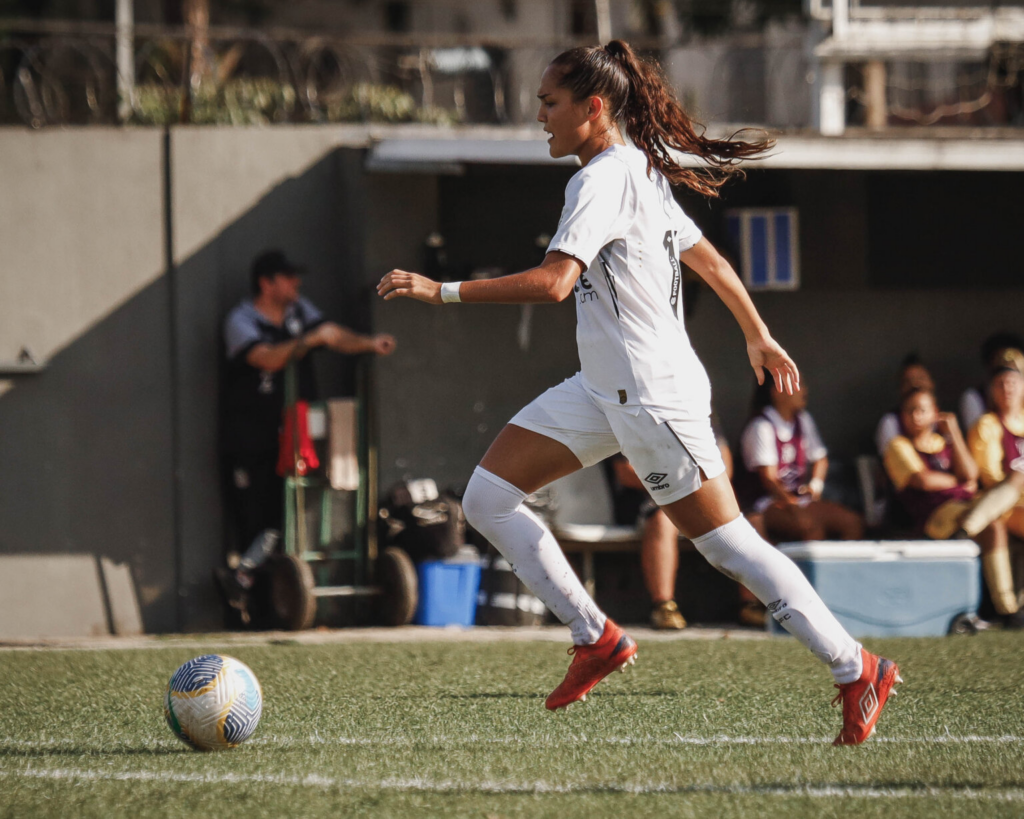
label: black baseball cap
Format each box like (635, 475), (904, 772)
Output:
(250, 250), (305, 293)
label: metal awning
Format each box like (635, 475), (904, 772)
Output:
(362, 126), (1024, 173)
(814, 12), (1024, 62)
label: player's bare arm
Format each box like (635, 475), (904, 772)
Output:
(680, 237), (799, 395)
(377, 252), (583, 305)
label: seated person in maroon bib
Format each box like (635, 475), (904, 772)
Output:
(738, 378), (863, 544)
(969, 348), (1024, 542)
(886, 387), (1022, 629)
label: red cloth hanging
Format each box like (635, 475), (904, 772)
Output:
(277, 400), (320, 477)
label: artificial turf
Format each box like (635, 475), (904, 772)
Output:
(1, 631), (1023, 818)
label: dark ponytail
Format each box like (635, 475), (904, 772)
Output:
(549, 39), (773, 197)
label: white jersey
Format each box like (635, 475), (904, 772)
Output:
(741, 406), (828, 471)
(547, 144), (708, 421)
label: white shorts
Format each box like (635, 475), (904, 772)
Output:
(509, 374), (726, 506)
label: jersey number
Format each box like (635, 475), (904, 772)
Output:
(663, 230), (681, 319)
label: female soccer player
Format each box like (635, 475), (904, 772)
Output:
(378, 40), (899, 745)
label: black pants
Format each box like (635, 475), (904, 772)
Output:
(223, 450), (284, 557)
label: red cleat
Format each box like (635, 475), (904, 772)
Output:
(545, 619), (638, 711)
(832, 648), (902, 746)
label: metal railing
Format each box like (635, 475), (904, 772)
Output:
(2, 18), (1023, 131)
(0, 20), (600, 128)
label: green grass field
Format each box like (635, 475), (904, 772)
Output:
(1, 631), (1023, 818)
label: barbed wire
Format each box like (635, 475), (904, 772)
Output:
(0, 26), (573, 127)
(2, 22), (1024, 129)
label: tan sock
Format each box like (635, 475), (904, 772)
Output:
(982, 549), (1019, 615)
(960, 481), (1023, 537)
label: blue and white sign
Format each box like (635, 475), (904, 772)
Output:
(726, 208), (800, 291)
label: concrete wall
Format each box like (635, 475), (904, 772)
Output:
(169, 127), (377, 630)
(0, 126), (379, 633)
(0, 128), (177, 630)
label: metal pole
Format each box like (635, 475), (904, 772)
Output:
(115, 0), (134, 122)
(832, 0), (849, 41)
(864, 60), (887, 130)
(819, 62), (845, 135)
(595, 0), (611, 44)
(819, 0), (849, 136)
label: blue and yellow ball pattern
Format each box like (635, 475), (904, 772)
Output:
(164, 655), (263, 751)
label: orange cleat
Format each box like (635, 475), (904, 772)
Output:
(545, 619), (638, 711)
(832, 648), (902, 746)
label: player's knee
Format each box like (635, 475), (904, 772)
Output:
(462, 468), (522, 534)
(461, 474), (490, 533)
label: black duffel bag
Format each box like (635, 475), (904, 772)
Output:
(379, 483), (465, 561)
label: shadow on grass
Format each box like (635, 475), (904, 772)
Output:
(0, 744), (189, 758)
(437, 690), (680, 701)
(437, 692), (542, 700)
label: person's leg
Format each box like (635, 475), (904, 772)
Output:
(976, 518), (1020, 616)
(641, 508), (686, 629)
(661, 473), (863, 684)
(763, 503), (826, 542)
(640, 509), (678, 604)
(464, 424), (608, 644)
(746, 511), (768, 540)
(957, 476), (1024, 538)
(1008, 506), (1024, 541)
(809, 500), (865, 541)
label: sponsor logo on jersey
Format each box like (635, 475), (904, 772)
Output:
(574, 272), (599, 305)
(644, 472), (670, 491)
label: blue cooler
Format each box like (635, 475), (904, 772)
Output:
(414, 552), (482, 627)
(770, 541), (980, 638)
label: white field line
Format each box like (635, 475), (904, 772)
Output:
(1, 767), (1024, 800)
(4, 733), (1024, 750)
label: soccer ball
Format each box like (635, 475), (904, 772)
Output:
(164, 654), (263, 751)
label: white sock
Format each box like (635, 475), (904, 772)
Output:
(691, 516), (863, 684)
(463, 467), (606, 644)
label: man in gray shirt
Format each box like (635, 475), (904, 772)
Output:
(218, 250), (395, 620)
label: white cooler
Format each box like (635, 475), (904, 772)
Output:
(771, 540), (981, 638)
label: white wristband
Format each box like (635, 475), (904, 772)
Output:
(809, 477), (825, 496)
(440, 281), (463, 304)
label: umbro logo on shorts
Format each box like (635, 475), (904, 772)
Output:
(644, 472), (670, 491)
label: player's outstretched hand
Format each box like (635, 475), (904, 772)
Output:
(377, 270), (442, 304)
(747, 336), (800, 395)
